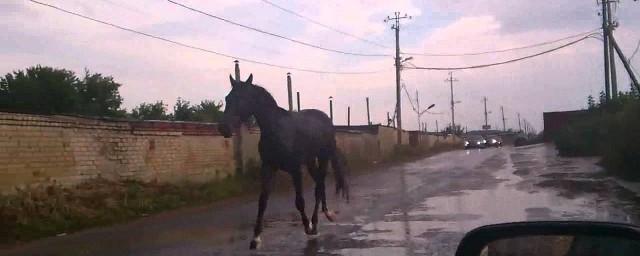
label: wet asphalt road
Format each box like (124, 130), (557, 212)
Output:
(4, 144), (640, 256)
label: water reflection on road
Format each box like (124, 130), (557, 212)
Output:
(331, 145), (640, 255)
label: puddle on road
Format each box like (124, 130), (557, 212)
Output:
(331, 247), (407, 256)
(332, 146), (638, 255)
(343, 169), (597, 255)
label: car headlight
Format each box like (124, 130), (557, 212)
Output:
(491, 139), (497, 143)
(482, 139), (487, 144)
(464, 141), (469, 146)
(476, 141), (481, 145)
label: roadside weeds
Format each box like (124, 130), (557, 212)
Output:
(0, 143), (461, 245)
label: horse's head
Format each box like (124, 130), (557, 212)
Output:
(218, 73), (255, 138)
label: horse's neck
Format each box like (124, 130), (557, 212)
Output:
(253, 105), (287, 134)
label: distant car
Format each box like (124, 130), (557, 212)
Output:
(486, 136), (503, 147)
(464, 135), (487, 149)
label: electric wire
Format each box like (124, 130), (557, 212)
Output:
(29, 0), (389, 75)
(167, 0), (391, 57)
(404, 34), (596, 71)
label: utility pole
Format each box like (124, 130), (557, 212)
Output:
(234, 60), (241, 80)
(409, 89), (435, 132)
(501, 106), (506, 132)
(233, 60), (243, 175)
(601, 0), (612, 101)
(445, 72), (458, 132)
(366, 97), (371, 125)
(385, 12), (411, 145)
(609, 34), (640, 91)
(517, 113), (522, 133)
(436, 120), (439, 134)
(329, 97), (334, 122)
(287, 73), (293, 111)
(347, 106), (351, 126)
(607, 1), (618, 98)
(387, 112), (391, 126)
(296, 92), (301, 111)
(483, 97), (489, 128)
(416, 90), (420, 130)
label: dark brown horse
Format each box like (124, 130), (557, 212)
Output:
(218, 74), (349, 249)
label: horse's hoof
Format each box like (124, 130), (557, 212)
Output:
(325, 211), (337, 222)
(249, 237), (261, 250)
(304, 223), (314, 235)
(307, 227), (318, 236)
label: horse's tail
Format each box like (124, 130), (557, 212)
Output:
(330, 148), (350, 202)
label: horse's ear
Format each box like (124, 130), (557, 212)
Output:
(246, 73), (253, 85)
(229, 74), (235, 87)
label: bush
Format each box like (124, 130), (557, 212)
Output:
(600, 101), (640, 179)
(553, 93), (640, 179)
(554, 113), (604, 156)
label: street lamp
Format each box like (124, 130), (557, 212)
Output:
(417, 104), (436, 132)
(401, 56), (413, 63)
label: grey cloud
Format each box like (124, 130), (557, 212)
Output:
(435, 0), (617, 34)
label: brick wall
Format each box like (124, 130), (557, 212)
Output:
(240, 126), (261, 171)
(543, 109), (591, 142)
(336, 125), (462, 165)
(0, 112), (234, 194)
(1, 112), (462, 194)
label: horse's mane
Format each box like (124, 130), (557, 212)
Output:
(251, 84), (282, 110)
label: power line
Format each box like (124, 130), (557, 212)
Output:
(28, 0), (388, 75)
(402, 29), (600, 57)
(167, 0), (391, 57)
(260, 0), (389, 49)
(630, 40), (640, 62)
(405, 34), (595, 71)
(28, 0), (601, 75)
(401, 82), (418, 112)
(401, 82), (443, 116)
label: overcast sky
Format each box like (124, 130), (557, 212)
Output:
(2, 0), (639, 131)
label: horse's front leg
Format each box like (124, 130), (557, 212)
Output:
(290, 166), (312, 235)
(306, 158), (321, 235)
(250, 163), (276, 250)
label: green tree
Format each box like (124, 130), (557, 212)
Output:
(630, 82), (639, 99)
(130, 101), (169, 120)
(0, 66), (78, 114)
(445, 124), (464, 135)
(75, 69), (125, 117)
(599, 90), (607, 105)
(192, 100), (223, 122)
(587, 95), (596, 109)
(173, 97), (194, 121)
(0, 65), (125, 117)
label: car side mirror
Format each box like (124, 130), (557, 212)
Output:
(455, 221), (640, 256)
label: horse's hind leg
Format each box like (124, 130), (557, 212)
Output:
(318, 157), (336, 222)
(290, 167), (313, 235)
(307, 158), (321, 235)
(250, 163), (276, 250)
